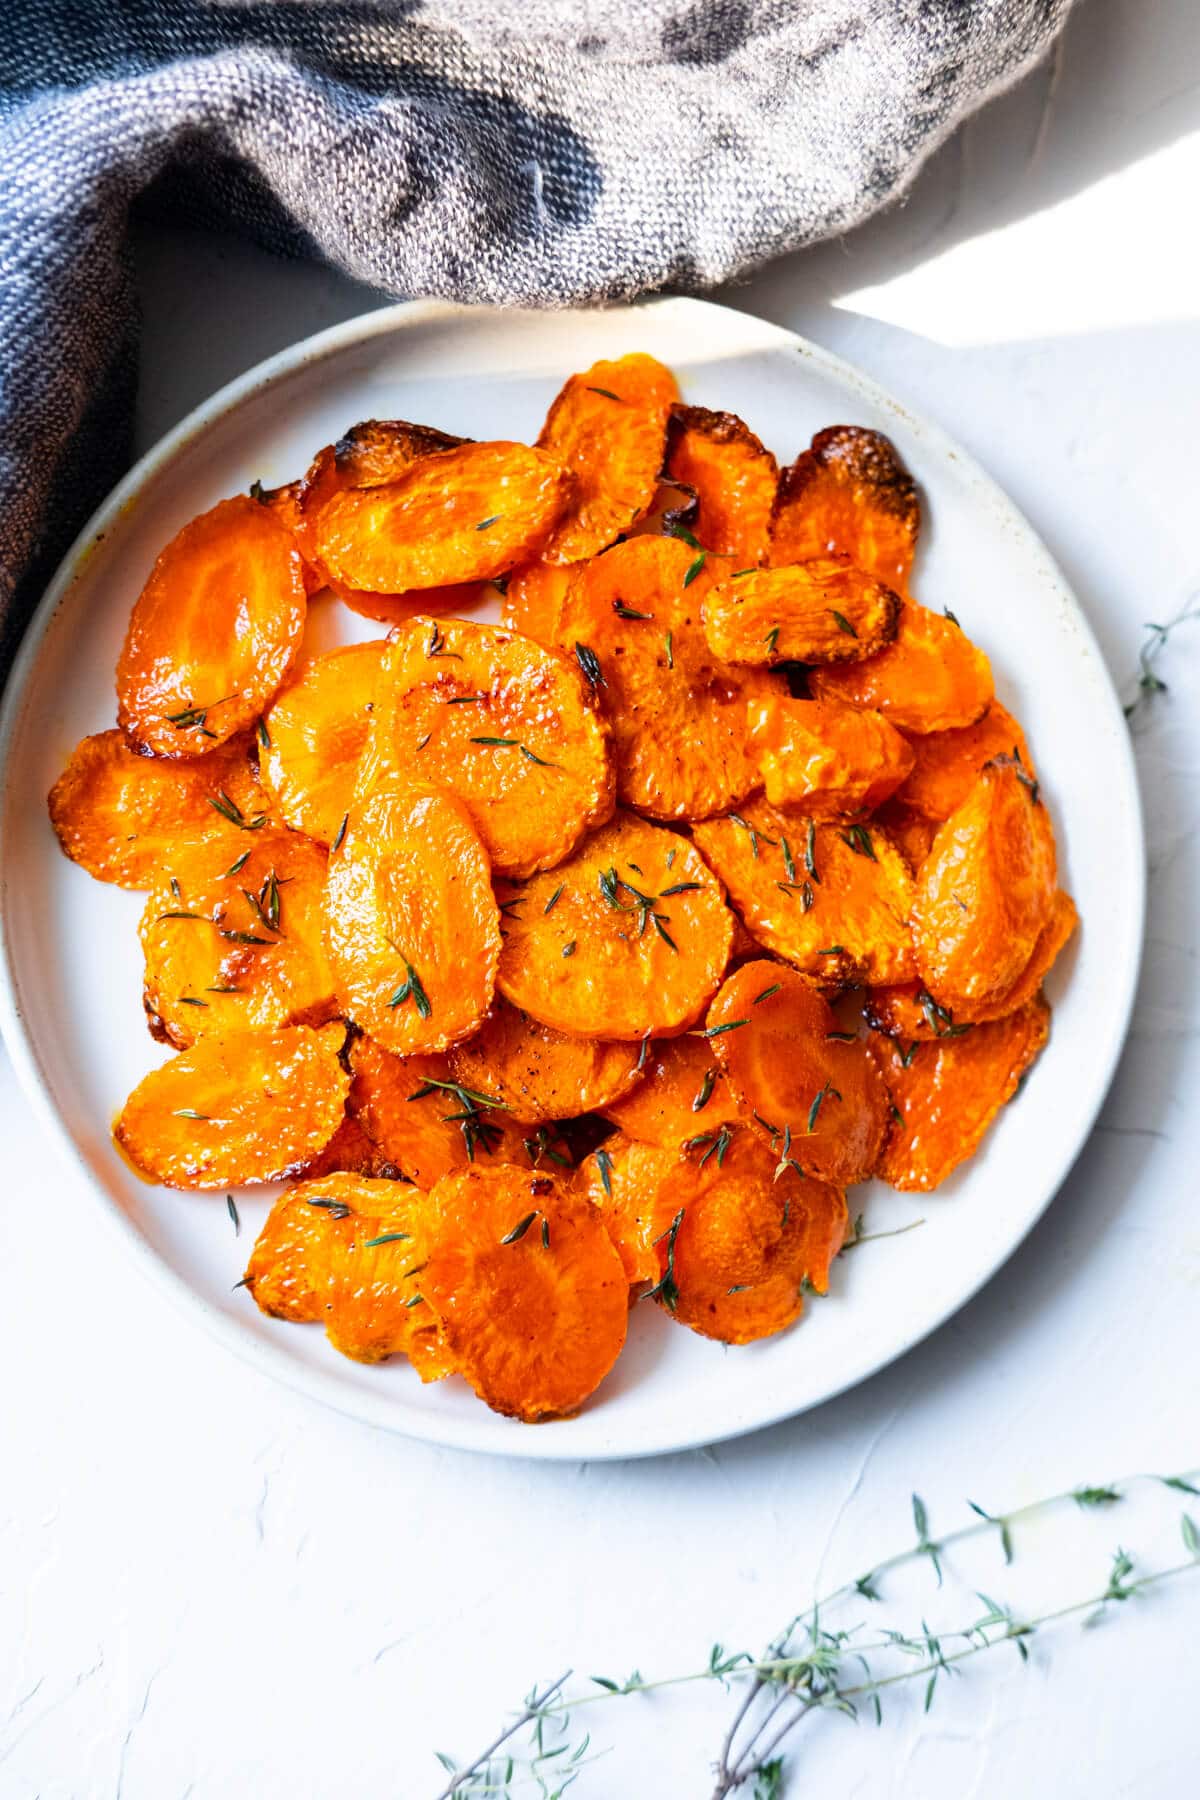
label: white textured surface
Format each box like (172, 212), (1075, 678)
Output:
(3, 2), (1199, 1792)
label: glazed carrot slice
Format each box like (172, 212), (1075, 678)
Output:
(599, 1032), (748, 1147)
(243, 1179), (357, 1321)
(359, 615), (613, 879)
(325, 774), (500, 1055)
(496, 812), (734, 1040)
(552, 535), (777, 820)
(869, 798), (938, 875)
(648, 1128), (847, 1343)
(48, 729), (273, 889)
(498, 561), (575, 646)
(261, 640), (386, 845)
(347, 1037), (538, 1186)
(662, 405), (778, 565)
(912, 759), (1057, 1013)
(706, 963), (889, 1187)
(448, 997), (643, 1126)
(537, 353), (679, 563)
(308, 441), (568, 593)
(574, 1136), (681, 1284)
(770, 425), (920, 591)
(867, 996), (1051, 1191)
(703, 560), (900, 666)
(894, 700), (1032, 820)
(422, 1165), (628, 1420)
(808, 600), (993, 733)
(746, 697), (914, 817)
(691, 802), (915, 988)
(139, 828), (336, 1048)
(870, 889), (1077, 1039)
(114, 1023), (349, 1189)
(116, 495), (307, 757)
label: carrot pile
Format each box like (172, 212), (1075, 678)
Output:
(48, 352), (1076, 1422)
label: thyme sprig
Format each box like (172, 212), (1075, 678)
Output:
(1123, 597), (1200, 721)
(437, 1469), (1200, 1798)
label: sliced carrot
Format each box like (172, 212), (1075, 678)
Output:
(867, 996), (1051, 1190)
(770, 425), (919, 591)
(599, 1032), (748, 1147)
(703, 560), (900, 666)
(139, 828), (336, 1048)
(552, 535), (777, 820)
(746, 697), (914, 817)
(116, 496), (307, 757)
(308, 441), (568, 593)
(347, 1036), (537, 1185)
(422, 1165), (628, 1420)
(48, 729), (273, 889)
(648, 1128), (847, 1344)
(359, 615), (613, 879)
(574, 1136), (681, 1284)
(537, 353), (679, 563)
(869, 889), (1077, 1039)
(663, 405), (777, 565)
(691, 802), (915, 988)
(870, 798), (938, 874)
(912, 759), (1057, 1012)
(496, 812), (733, 1039)
(325, 774), (500, 1054)
(706, 963), (889, 1186)
(261, 641), (385, 845)
(448, 997), (643, 1125)
(114, 1023), (349, 1189)
(809, 600), (993, 733)
(895, 700), (1032, 820)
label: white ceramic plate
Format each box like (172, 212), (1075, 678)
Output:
(0, 298), (1143, 1461)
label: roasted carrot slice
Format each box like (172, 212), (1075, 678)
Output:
(307, 441), (568, 593)
(692, 802), (915, 988)
(662, 405), (778, 565)
(116, 496), (307, 757)
(648, 1128), (847, 1343)
(870, 889), (1077, 1040)
(115, 1023), (349, 1189)
(912, 759), (1056, 1013)
(808, 601), (993, 733)
(894, 700), (1032, 820)
(599, 1032), (748, 1147)
(537, 353), (679, 563)
(359, 615), (613, 879)
(551, 535), (777, 820)
(870, 798), (937, 874)
(49, 730), (272, 889)
(746, 697), (914, 817)
(348, 1037), (538, 1185)
(706, 963), (888, 1186)
(448, 997), (643, 1125)
(244, 1175), (451, 1370)
(139, 829), (336, 1048)
(770, 425), (919, 591)
(867, 996), (1051, 1190)
(326, 774), (500, 1055)
(574, 1136), (681, 1284)
(498, 561), (575, 646)
(703, 560), (900, 666)
(251, 481), (323, 595)
(422, 1165), (628, 1420)
(261, 641), (385, 845)
(496, 812), (733, 1039)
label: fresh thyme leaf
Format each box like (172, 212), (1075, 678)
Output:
(1163, 1476), (1200, 1495)
(840, 824), (876, 860)
(257, 717), (271, 749)
(666, 521), (702, 549)
(692, 1068), (716, 1113)
(831, 609), (859, 638)
(665, 630), (674, 669)
(425, 622), (463, 660)
(613, 601), (654, 621)
(541, 1216), (551, 1249)
(574, 642), (605, 687)
(415, 733), (431, 751)
(207, 790), (266, 832)
(729, 813), (776, 859)
(543, 884), (565, 915)
(807, 1079), (842, 1132)
(177, 995), (208, 1007)
(471, 735), (519, 747)
(226, 1193), (240, 1234)
(763, 625), (780, 655)
(645, 1207), (685, 1311)
(363, 1231), (410, 1248)
(889, 1101), (905, 1127)
(308, 1197), (353, 1219)
(585, 386), (621, 401)
(595, 1148), (614, 1199)
(388, 958), (432, 1018)
(173, 1109), (209, 1120)
(682, 552), (707, 588)
(780, 835), (796, 882)
(206, 983), (241, 993)
(703, 1019), (749, 1038)
(520, 743), (558, 768)
(651, 913), (679, 952)
(944, 607), (961, 627)
(446, 693), (485, 705)
(220, 848), (253, 879)
(901, 1040), (920, 1068)
(1073, 1485), (1122, 1509)
(475, 514), (501, 531)
(637, 1034), (651, 1071)
(331, 813), (349, 852)
(754, 983), (781, 1004)
(562, 940), (577, 957)
(157, 910), (205, 922)
(501, 1210), (538, 1244)
(219, 928), (270, 945)
(825, 1030), (857, 1043)
(804, 818), (819, 883)
(659, 882), (702, 896)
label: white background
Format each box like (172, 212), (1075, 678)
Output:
(3, 1), (1200, 1793)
